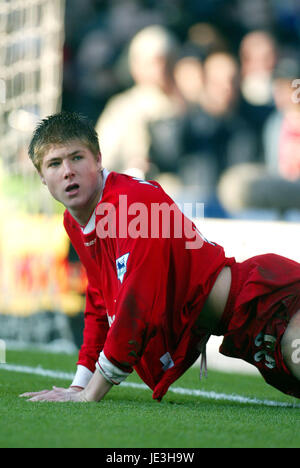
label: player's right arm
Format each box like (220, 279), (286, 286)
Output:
(63, 211), (110, 389)
(71, 284), (109, 389)
(20, 212), (110, 399)
(20, 282), (109, 400)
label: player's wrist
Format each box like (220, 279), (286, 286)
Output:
(77, 389), (90, 402)
(80, 388), (96, 402)
(82, 371), (113, 402)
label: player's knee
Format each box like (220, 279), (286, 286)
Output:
(281, 310), (300, 381)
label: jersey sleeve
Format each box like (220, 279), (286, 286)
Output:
(77, 284), (109, 373)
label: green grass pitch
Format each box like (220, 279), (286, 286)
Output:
(0, 348), (299, 448)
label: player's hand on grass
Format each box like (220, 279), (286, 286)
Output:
(19, 386), (88, 403)
(20, 371), (113, 403)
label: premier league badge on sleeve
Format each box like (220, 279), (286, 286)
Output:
(116, 253), (130, 284)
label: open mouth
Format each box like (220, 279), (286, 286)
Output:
(66, 183), (80, 194)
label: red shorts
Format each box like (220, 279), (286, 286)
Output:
(217, 254), (300, 399)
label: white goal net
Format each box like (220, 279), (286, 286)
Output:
(0, 0), (66, 212)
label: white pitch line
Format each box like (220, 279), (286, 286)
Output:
(1, 363), (299, 409)
(1, 363), (74, 380)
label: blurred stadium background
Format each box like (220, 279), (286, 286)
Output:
(0, 0), (300, 372)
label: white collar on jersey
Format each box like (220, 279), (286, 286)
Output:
(81, 168), (110, 235)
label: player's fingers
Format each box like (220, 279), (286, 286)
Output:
(20, 386), (67, 397)
(28, 392), (68, 402)
(27, 396), (49, 402)
(19, 390), (50, 397)
(27, 391), (59, 402)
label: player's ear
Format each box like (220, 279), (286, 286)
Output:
(38, 170), (47, 185)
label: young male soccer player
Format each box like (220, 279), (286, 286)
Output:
(21, 112), (300, 403)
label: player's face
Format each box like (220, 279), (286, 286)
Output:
(40, 140), (103, 224)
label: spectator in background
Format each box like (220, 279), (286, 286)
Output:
(238, 30), (278, 148)
(201, 52), (241, 119)
(173, 22), (228, 106)
(179, 51), (257, 215)
(240, 30), (277, 107)
(218, 57), (300, 219)
(95, 25), (187, 184)
(174, 52), (204, 106)
(264, 57), (300, 181)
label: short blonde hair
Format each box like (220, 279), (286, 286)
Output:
(29, 111), (100, 172)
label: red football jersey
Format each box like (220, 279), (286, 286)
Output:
(64, 171), (235, 400)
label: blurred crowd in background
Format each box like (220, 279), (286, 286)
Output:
(62, 0), (300, 219)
